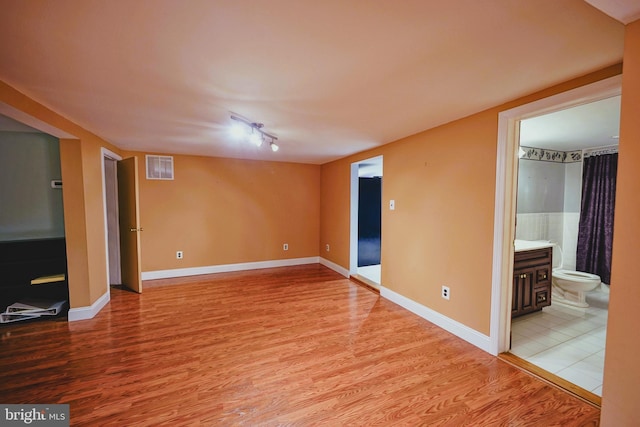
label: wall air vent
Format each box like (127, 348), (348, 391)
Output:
(146, 155), (174, 180)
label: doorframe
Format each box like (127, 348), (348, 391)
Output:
(350, 155), (383, 276)
(101, 147), (123, 297)
(489, 75), (622, 355)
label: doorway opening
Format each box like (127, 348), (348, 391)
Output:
(102, 149), (122, 289)
(0, 117), (69, 321)
(350, 156), (383, 288)
(511, 96), (619, 399)
(491, 75), (621, 405)
(101, 149), (142, 295)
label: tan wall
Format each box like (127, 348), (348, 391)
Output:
(382, 110), (498, 333)
(320, 64), (622, 336)
(0, 81), (121, 307)
(601, 19), (640, 427)
(58, 139), (90, 307)
(319, 159), (352, 266)
(127, 152), (321, 272)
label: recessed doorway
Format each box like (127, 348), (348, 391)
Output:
(491, 75), (622, 405)
(350, 156), (383, 287)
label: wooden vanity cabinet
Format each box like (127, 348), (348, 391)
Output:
(512, 246), (552, 318)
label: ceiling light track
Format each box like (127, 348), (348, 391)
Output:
(230, 114), (279, 152)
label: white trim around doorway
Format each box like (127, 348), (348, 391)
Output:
(101, 148), (123, 299)
(349, 155), (383, 276)
(489, 75), (622, 356)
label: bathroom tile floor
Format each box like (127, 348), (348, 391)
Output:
(510, 293), (608, 396)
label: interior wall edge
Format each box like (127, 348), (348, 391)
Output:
(67, 290), (110, 322)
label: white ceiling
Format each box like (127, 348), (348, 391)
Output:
(0, 1), (630, 164)
(585, 0), (640, 24)
(520, 95), (621, 151)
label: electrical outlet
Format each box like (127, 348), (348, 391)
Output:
(326, 244), (330, 252)
(176, 251), (183, 260)
(442, 285), (450, 300)
(283, 243), (289, 251)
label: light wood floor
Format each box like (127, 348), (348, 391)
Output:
(0, 264), (600, 426)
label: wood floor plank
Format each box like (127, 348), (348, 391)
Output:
(0, 264), (599, 425)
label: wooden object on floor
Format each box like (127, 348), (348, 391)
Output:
(30, 274), (65, 285)
(0, 264), (600, 426)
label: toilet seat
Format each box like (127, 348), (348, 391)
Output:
(552, 268), (600, 282)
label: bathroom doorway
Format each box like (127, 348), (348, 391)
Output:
(508, 96), (619, 400)
(350, 156), (383, 287)
(492, 82), (620, 403)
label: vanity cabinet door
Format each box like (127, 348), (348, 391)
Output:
(512, 246), (552, 318)
(513, 268), (535, 316)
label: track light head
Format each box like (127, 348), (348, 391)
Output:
(249, 130), (263, 147)
(230, 114), (279, 152)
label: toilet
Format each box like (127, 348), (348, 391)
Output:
(551, 244), (601, 308)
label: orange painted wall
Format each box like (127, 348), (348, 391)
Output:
(601, 19), (640, 427)
(320, 64), (622, 335)
(58, 139), (90, 307)
(128, 152), (321, 272)
(319, 159), (352, 266)
(0, 81), (121, 307)
(382, 110), (498, 333)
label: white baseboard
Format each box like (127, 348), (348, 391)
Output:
(141, 256), (320, 281)
(319, 257), (350, 277)
(380, 286), (492, 354)
(68, 290), (110, 322)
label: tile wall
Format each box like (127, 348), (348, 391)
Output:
(516, 212), (579, 270)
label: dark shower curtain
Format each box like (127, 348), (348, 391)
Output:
(576, 152), (618, 285)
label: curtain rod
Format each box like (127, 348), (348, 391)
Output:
(583, 144), (618, 157)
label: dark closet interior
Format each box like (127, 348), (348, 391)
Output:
(0, 238), (68, 310)
(358, 177), (381, 267)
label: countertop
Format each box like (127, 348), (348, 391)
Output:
(514, 239), (554, 252)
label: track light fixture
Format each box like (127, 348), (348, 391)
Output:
(230, 114), (279, 151)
